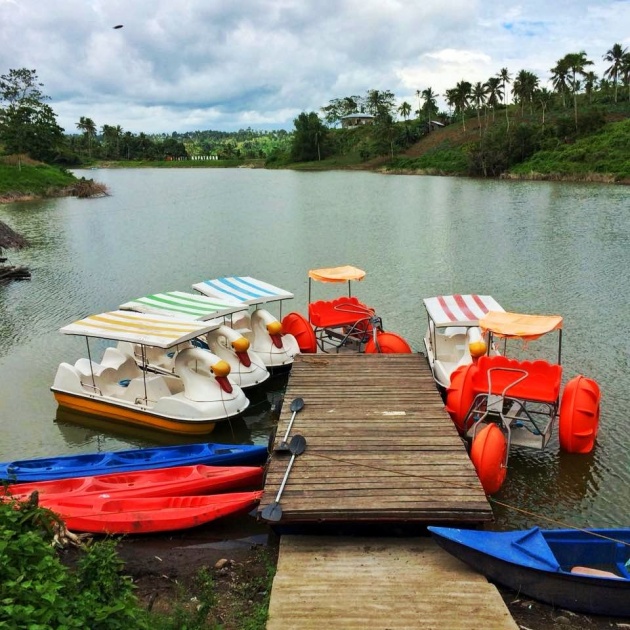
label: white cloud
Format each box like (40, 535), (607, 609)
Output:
(0, 0), (627, 133)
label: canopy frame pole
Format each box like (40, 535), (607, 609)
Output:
(84, 336), (96, 391)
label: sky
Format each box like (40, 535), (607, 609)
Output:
(0, 0), (628, 135)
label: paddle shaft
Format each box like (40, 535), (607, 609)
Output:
(277, 398), (304, 450)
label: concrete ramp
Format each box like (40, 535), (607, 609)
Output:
(267, 535), (518, 630)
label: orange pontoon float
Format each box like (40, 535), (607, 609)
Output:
(445, 310), (601, 494)
(282, 265), (412, 354)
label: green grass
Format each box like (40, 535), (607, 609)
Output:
(88, 158), (257, 169)
(385, 146), (469, 175)
(510, 118), (630, 180)
(0, 161), (76, 198)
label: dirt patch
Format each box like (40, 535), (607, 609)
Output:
(71, 522), (629, 630)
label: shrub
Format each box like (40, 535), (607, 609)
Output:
(0, 495), (148, 629)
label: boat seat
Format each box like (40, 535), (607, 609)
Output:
(472, 355), (562, 403)
(119, 375), (172, 404)
(74, 358), (108, 378)
(309, 296), (375, 328)
(570, 566), (623, 579)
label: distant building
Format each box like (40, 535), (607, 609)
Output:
(340, 113), (375, 128)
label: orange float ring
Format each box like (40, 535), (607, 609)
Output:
(364, 331), (413, 354)
(281, 312), (318, 354)
(470, 423), (508, 495)
(445, 363), (478, 434)
(559, 375), (601, 453)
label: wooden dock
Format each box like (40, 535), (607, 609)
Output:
(267, 535), (518, 630)
(258, 353), (493, 527)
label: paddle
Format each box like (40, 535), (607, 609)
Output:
(275, 397), (305, 452)
(261, 434), (307, 522)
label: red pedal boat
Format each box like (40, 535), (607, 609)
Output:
(2, 465), (264, 502)
(43, 491), (263, 534)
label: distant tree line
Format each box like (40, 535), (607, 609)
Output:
(0, 69), (292, 165)
(288, 43), (630, 164)
(1, 41), (628, 169)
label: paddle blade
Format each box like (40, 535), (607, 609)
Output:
(261, 501), (282, 522)
(289, 434), (307, 455)
(290, 397), (305, 412)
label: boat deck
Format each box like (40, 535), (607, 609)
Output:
(258, 353), (493, 527)
(266, 535), (519, 630)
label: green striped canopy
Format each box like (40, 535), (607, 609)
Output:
(119, 291), (246, 321)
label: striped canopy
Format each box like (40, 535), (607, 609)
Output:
(192, 276), (294, 305)
(119, 291), (246, 321)
(423, 295), (505, 328)
(59, 310), (222, 348)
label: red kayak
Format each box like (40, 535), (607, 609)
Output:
(43, 491), (263, 534)
(2, 465), (263, 501)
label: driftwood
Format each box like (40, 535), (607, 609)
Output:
(0, 265), (31, 282)
(0, 221), (31, 282)
(0, 220), (29, 249)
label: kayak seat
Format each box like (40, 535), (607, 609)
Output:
(309, 296), (375, 328)
(472, 355), (562, 403)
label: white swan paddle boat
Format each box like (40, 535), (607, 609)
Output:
(192, 276), (300, 372)
(118, 291), (270, 389)
(281, 265), (413, 354)
(51, 310), (249, 435)
(422, 294), (504, 390)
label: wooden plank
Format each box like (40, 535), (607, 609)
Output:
(259, 353), (492, 525)
(267, 536), (519, 630)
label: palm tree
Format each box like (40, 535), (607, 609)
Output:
(76, 116), (97, 157)
(603, 43), (628, 102)
(421, 87), (438, 131)
(550, 59), (571, 108)
(415, 89), (422, 119)
(444, 88), (457, 120)
(453, 80), (472, 130)
(471, 82), (488, 131)
(561, 51), (594, 129)
(621, 51), (630, 101)
(397, 101), (412, 121)
(485, 77), (503, 121)
(512, 70), (539, 116)
(535, 88), (553, 127)
(498, 68), (511, 130)
(583, 71), (598, 104)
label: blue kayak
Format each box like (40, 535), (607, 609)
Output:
(428, 526), (630, 617)
(0, 442), (268, 483)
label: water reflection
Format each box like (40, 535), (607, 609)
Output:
(53, 371), (289, 450)
(1, 169), (628, 529)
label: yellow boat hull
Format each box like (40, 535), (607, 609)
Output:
(52, 391), (217, 436)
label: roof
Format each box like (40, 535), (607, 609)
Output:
(192, 276), (294, 305)
(340, 113), (375, 120)
(59, 310), (222, 348)
(119, 291), (246, 321)
(423, 295), (504, 327)
(308, 265), (366, 283)
(480, 311), (563, 340)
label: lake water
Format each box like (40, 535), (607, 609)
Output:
(0, 168), (628, 529)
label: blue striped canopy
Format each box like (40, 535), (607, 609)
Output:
(192, 277), (294, 306)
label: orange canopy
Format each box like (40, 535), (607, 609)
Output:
(480, 311), (563, 341)
(308, 265), (366, 283)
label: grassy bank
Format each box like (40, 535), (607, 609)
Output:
(0, 157), (77, 202)
(508, 117), (630, 181)
(0, 156), (111, 202)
